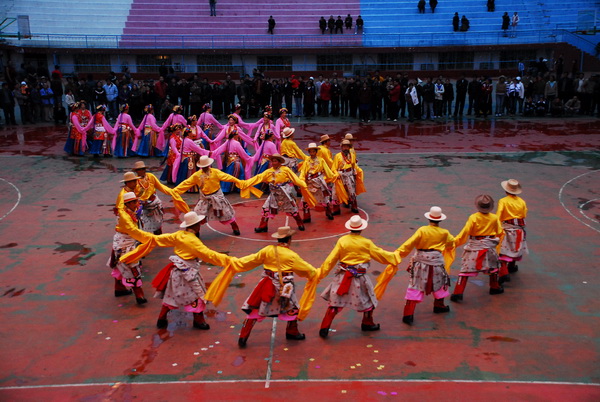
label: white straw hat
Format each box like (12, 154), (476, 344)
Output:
(282, 127), (295, 138)
(180, 211), (206, 228)
(424, 206), (447, 221)
(501, 179), (522, 195)
(197, 155), (215, 168)
(133, 161), (146, 170)
(345, 215), (368, 231)
(271, 226), (296, 239)
(120, 171), (140, 182)
(305, 142), (319, 150)
(123, 192), (138, 203)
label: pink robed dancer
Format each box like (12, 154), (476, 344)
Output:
(186, 115), (212, 144)
(162, 105), (187, 129)
(85, 105), (116, 156)
(160, 124), (184, 184)
(275, 107), (292, 141)
(134, 105), (165, 157)
(249, 112), (280, 150)
(211, 115), (256, 152)
(112, 104), (140, 158)
(231, 103), (254, 132)
(212, 131), (253, 193)
(63, 102), (91, 156)
(198, 104), (224, 148)
(249, 132), (278, 193)
(172, 127), (211, 186)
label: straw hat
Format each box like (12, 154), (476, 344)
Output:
(120, 171), (140, 182)
(501, 179), (522, 195)
(475, 194), (495, 213)
(123, 192), (138, 203)
(424, 206), (447, 221)
(345, 215), (368, 231)
(320, 134), (330, 143)
(271, 226), (296, 239)
(197, 155), (215, 168)
(132, 161), (146, 170)
(305, 142), (319, 151)
(344, 133), (355, 141)
(269, 154), (285, 163)
(341, 139), (352, 146)
(282, 127), (295, 138)
(180, 211), (206, 228)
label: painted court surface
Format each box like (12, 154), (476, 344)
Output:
(0, 118), (599, 400)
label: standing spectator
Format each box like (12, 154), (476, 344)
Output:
(1, 82), (17, 125)
(558, 72), (574, 101)
(303, 79), (316, 117)
(331, 78), (341, 117)
(327, 15), (335, 34)
(320, 78), (331, 117)
(340, 77), (349, 116)
(422, 78), (435, 119)
(544, 75), (557, 107)
(65, 89), (76, 110)
(554, 54), (564, 78)
(153, 76), (167, 112)
(433, 79), (444, 117)
(501, 12), (510, 36)
(292, 76), (304, 117)
(268, 16), (276, 34)
(94, 81), (107, 108)
(495, 76), (507, 116)
(467, 77), (480, 115)
(345, 14), (353, 30)
(222, 74), (237, 115)
(51, 65), (63, 80)
(515, 76), (525, 114)
(118, 83), (132, 110)
(314, 75), (323, 116)
(14, 82), (32, 124)
(29, 83), (42, 123)
(130, 83), (142, 120)
(209, 0), (217, 17)
(358, 81), (372, 122)
(507, 77), (518, 115)
(335, 16), (344, 34)
(517, 59), (525, 77)
(453, 12), (460, 32)
(405, 82), (419, 122)
(454, 75), (468, 117)
(430, 0), (438, 13)
(104, 80), (119, 120)
(319, 17), (327, 34)
(387, 79), (401, 121)
(418, 0), (426, 14)
(40, 82), (54, 122)
(511, 12), (519, 37)
(479, 78), (493, 117)
(487, 0), (495, 12)
(371, 79), (384, 121)
(355, 15), (364, 34)
(442, 78), (454, 117)
(347, 77), (359, 118)
(50, 74), (63, 111)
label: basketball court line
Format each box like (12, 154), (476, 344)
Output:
(558, 170), (600, 234)
(0, 178), (21, 222)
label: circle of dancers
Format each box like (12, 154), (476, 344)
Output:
(100, 102), (528, 347)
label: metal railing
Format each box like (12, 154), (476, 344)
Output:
(0, 29), (582, 50)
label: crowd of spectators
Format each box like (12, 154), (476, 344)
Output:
(1, 59), (598, 127)
(319, 15), (363, 34)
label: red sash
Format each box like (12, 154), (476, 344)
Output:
(152, 262), (175, 291)
(336, 271), (354, 296)
(247, 277), (276, 306)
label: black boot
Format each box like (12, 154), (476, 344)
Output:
(254, 217), (269, 233)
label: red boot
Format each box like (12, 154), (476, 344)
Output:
(319, 307), (341, 338)
(403, 300), (417, 324)
(114, 279), (132, 297)
(238, 318), (257, 347)
(157, 305), (170, 328)
(292, 213), (305, 231)
(361, 309), (381, 331)
(332, 203), (341, 216)
(499, 261), (511, 284)
(325, 203), (334, 220)
(489, 273), (505, 295)
(132, 286), (147, 305)
(254, 217), (269, 233)
(302, 202), (312, 223)
(451, 276), (469, 302)
(350, 197), (359, 214)
(193, 312), (210, 330)
(433, 298), (450, 313)
(230, 221), (241, 236)
(285, 320), (306, 340)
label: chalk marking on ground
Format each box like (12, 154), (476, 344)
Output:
(0, 178), (21, 222)
(1, 379), (598, 391)
(264, 318), (278, 389)
(579, 198), (600, 223)
(558, 170), (600, 234)
(206, 200), (370, 242)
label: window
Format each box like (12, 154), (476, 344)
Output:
(438, 52), (474, 70)
(73, 54), (111, 73)
(378, 53), (413, 71)
(499, 50), (537, 69)
(316, 54), (353, 72)
(136, 55), (171, 73)
(196, 54), (233, 72)
(257, 56), (292, 72)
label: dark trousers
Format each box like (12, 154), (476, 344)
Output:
(2, 106), (16, 125)
(454, 95), (466, 116)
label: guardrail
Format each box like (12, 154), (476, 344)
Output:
(0, 29), (580, 49)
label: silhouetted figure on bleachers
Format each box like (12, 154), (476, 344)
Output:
(418, 0), (426, 14)
(345, 14), (353, 30)
(430, 0), (438, 13)
(328, 16), (335, 34)
(501, 12), (510, 36)
(268, 16), (276, 34)
(355, 15), (364, 34)
(487, 0), (495, 12)
(209, 0), (217, 17)
(453, 12), (459, 31)
(459, 15), (470, 32)
(319, 17), (327, 34)
(335, 16), (344, 34)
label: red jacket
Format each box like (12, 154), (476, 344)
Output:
(389, 84), (402, 102)
(320, 82), (332, 101)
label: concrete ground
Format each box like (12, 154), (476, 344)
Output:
(0, 116), (599, 400)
